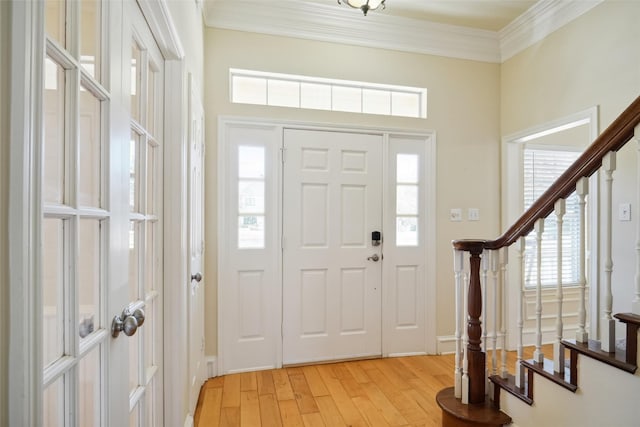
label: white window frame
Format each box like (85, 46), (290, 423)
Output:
(229, 68), (427, 119)
(502, 106), (600, 349)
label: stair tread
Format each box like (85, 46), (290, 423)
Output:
(436, 386), (512, 425)
(562, 338), (637, 374)
(490, 374), (533, 406)
(520, 358), (577, 392)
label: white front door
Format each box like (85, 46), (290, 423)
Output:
(187, 75), (206, 416)
(282, 129), (383, 365)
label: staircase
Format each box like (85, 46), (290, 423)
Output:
(437, 95), (640, 427)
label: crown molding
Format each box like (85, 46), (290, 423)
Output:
(499, 0), (604, 62)
(203, 0), (605, 64)
(204, 1), (501, 63)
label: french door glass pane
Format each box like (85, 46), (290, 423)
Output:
(78, 219), (101, 339)
(43, 376), (65, 427)
(145, 221), (156, 293)
(45, 0), (66, 48)
(43, 218), (65, 367)
(131, 42), (142, 122)
(144, 302), (155, 369)
(79, 86), (102, 208)
(78, 346), (102, 426)
(79, 0), (101, 81)
(146, 143), (156, 214)
(147, 67), (156, 134)
(145, 378), (157, 427)
(129, 332), (140, 391)
(43, 57), (66, 205)
(130, 132), (141, 212)
(129, 221), (141, 301)
(129, 405), (140, 427)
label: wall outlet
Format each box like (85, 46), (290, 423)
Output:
(450, 208), (462, 222)
(468, 208), (480, 221)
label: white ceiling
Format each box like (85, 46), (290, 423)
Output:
(303, 0), (538, 31)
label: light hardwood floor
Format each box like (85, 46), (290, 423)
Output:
(195, 346), (548, 427)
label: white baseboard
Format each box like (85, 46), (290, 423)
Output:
(436, 335), (457, 355)
(438, 327), (581, 356)
(184, 414), (194, 427)
(206, 355), (218, 378)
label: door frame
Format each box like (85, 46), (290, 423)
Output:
(218, 116), (437, 374)
(7, 0), (191, 424)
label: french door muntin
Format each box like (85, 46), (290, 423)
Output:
(42, 0), (110, 425)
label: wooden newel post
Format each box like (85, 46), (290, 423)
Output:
(467, 247), (486, 404)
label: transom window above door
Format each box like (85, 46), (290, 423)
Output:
(230, 68), (427, 119)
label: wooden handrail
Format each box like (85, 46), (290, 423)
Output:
(454, 95), (640, 252)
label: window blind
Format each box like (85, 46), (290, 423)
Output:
(523, 148), (581, 287)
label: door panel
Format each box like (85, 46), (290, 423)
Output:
(283, 129), (383, 365)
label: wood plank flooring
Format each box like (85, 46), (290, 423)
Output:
(195, 346), (548, 427)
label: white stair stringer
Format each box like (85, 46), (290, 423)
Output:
(500, 355), (640, 427)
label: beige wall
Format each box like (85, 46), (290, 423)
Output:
(203, 28), (502, 354)
(0, 2), (9, 425)
(501, 0), (640, 344)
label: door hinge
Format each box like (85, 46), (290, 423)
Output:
(280, 147), (286, 163)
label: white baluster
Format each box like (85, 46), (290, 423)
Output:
(454, 249), (464, 399)
(490, 250), (499, 379)
(462, 268), (470, 404)
(576, 177), (589, 343)
(500, 247), (509, 378)
(533, 218), (545, 363)
(515, 238), (525, 388)
(601, 152), (616, 353)
(554, 199), (566, 374)
(634, 125), (640, 315)
(482, 251), (489, 394)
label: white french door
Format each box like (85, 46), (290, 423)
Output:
(127, 4), (165, 426)
(282, 129), (383, 364)
(40, 1), (164, 425)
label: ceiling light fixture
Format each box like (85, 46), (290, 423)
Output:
(338, 0), (386, 16)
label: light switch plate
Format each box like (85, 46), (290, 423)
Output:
(450, 208), (462, 222)
(619, 203), (631, 221)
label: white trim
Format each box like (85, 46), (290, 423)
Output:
(184, 414), (194, 427)
(162, 59), (189, 427)
(204, 0), (501, 63)
(205, 356), (218, 378)
(137, 0), (185, 60)
(204, 0), (604, 64)
(501, 106), (600, 351)
(500, 0), (604, 61)
(8, 1), (45, 426)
